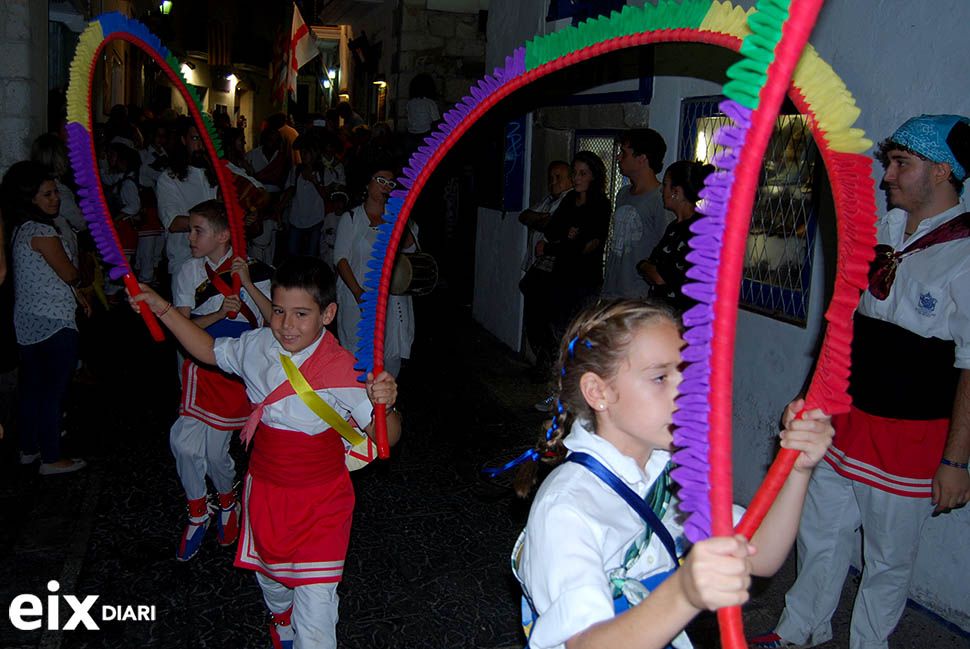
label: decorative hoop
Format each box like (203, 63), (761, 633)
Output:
(65, 13), (248, 339)
(360, 2), (877, 646)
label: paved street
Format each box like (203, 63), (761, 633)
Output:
(1, 291), (966, 648)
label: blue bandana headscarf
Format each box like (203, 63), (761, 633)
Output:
(889, 114), (970, 182)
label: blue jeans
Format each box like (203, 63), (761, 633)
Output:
(18, 328), (78, 463)
(286, 222), (323, 259)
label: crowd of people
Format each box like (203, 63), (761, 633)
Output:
(2, 94), (969, 649)
(1, 92), (424, 645)
(520, 129), (715, 411)
(514, 116), (970, 649)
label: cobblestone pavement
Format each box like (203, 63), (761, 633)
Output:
(1, 293), (966, 648)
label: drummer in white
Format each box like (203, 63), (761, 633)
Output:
(333, 165), (417, 377)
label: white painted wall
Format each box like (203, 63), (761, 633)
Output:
(480, 0), (970, 630)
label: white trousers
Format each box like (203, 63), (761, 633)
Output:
(775, 460), (933, 649)
(169, 415), (235, 501)
(134, 235), (164, 282)
(256, 572), (339, 649)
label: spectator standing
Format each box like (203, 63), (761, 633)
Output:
(2, 161), (89, 474)
(405, 74), (440, 152)
(518, 160), (572, 380)
(601, 128), (674, 298)
(279, 135), (346, 259)
(533, 152), (611, 411)
(638, 160), (715, 313)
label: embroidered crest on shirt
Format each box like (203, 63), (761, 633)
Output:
(917, 291), (938, 317)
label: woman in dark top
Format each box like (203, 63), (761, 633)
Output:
(542, 151), (611, 333)
(638, 160), (715, 312)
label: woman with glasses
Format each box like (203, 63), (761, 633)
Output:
(333, 164), (416, 377)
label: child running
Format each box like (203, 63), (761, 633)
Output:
(168, 199), (273, 561)
(129, 256), (401, 649)
(510, 298), (834, 649)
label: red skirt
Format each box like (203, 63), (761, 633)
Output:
(825, 406), (948, 498)
(235, 424), (354, 587)
(179, 359), (251, 431)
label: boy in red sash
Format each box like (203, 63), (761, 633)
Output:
(129, 256), (401, 649)
(170, 199), (273, 561)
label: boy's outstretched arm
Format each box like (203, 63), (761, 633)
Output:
(564, 535), (755, 649)
(363, 371), (402, 447)
(127, 283), (217, 366)
(749, 399), (835, 576)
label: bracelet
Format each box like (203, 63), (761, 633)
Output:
(157, 302), (172, 318)
(940, 458), (969, 470)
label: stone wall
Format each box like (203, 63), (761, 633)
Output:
(0, 0), (47, 178)
(393, 0), (486, 131)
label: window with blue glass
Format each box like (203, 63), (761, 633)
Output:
(679, 95), (820, 325)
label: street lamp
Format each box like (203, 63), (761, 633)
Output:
(159, 1), (172, 15)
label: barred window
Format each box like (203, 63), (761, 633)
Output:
(680, 95), (819, 325)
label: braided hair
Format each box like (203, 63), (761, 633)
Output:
(514, 297), (681, 497)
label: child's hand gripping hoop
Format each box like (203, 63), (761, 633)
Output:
(66, 13), (248, 338)
(360, 1), (878, 644)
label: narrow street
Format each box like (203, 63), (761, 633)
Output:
(1, 290), (965, 648)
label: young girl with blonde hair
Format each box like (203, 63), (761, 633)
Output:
(510, 298), (834, 649)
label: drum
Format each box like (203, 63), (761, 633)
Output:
(389, 252), (438, 296)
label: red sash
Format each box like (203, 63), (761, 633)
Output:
(205, 256), (258, 329)
(179, 359), (250, 430)
(115, 216), (138, 254)
(236, 423), (354, 586)
(249, 424), (346, 487)
(825, 406), (948, 497)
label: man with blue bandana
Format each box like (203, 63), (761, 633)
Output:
(751, 115), (970, 649)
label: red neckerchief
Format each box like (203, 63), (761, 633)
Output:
(240, 333), (355, 447)
(868, 212), (970, 300)
(205, 255), (259, 329)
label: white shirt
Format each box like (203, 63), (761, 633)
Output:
(522, 190), (570, 271)
(172, 248), (270, 322)
(12, 221), (77, 345)
(214, 328), (373, 441)
(515, 422), (744, 649)
(245, 148), (282, 193)
(406, 97), (440, 134)
(116, 175), (141, 216)
(284, 161), (345, 229)
(156, 166), (218, 274)
(139, 145), (167, 188)
(857, 202), (970, 368)
(56, 180), (86, 232)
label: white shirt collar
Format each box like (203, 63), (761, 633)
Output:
(272, 328), (328, 361)
(205, 247), (233, 271)
(563, 420), (671, 488)
(891, 202), (967, 248)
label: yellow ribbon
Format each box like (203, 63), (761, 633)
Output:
(279, 354), (366, 446)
